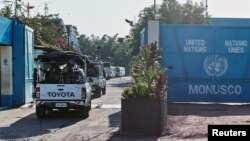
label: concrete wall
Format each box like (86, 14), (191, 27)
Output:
(148, 20), (160, 46)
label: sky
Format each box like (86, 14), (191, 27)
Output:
(1, 0), (250, 37)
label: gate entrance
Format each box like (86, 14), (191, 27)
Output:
(159, 25), (250, 102)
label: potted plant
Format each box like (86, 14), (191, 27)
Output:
(121, 42), (168, 136)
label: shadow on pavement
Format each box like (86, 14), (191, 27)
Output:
(108, 110), (121, 128)
(0, 110), (87, 139)
(109, 82), (132, 88)
(168, 103), (250, 117)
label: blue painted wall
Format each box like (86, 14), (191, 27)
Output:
(13, 24), (34, 105)
(0, 16), (12, 107)
(141, 23), (250, 102)
(1, 95), (12, 106)
(0, 17), (34, 106)
(140, 28), (148, 47)
(211, 18), (250, 26)
(0, 17), (12, 45)
(24, 26), (34, 103)
(13, 24), (25, 105)
(160, 24), (250, 102)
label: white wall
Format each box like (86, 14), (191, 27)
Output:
(148, 20), (160, 47)
(1, 46), (13, 96)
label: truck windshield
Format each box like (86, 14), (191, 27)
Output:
(116, 68), (120, 72)
(87, 66), (99, 77)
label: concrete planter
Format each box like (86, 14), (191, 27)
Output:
(121, 98), (167, 136)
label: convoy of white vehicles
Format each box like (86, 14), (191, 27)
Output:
(34, 49), (126, 118)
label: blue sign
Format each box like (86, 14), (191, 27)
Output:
(157, 24), (250, 102)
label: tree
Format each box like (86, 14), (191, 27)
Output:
(0, 4), (68, 49)
(78, 34), (132, 72)
(130, 6), (155, 56)
(78, 34), (93, 55)
(17, 14), (68, 49)
(130, 0), (209, 55)
(179, 0), (207, 24)
(159, 0), (182, 24)
(0, 5), (12, 18)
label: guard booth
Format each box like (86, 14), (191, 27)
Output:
(13, 23), (34, 105)
(0, 16), (34, 107)
(142, 20), (250, 103)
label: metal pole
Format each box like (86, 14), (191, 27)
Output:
(68, 28), (70, 51)
(153, 0), (156, 20)
(205, 0), (208, 22)
(14, 0), (17, 19)
(27, 2), (30, 17)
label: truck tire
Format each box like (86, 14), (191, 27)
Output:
(88, 100), (92, 111)
(95, 87), (102, 98)
(79, 107), (89, 118)
(102, 85), (106, 95)
(36, 106), (46, 118)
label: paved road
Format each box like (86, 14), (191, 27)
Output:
(0, 77), (143, 141)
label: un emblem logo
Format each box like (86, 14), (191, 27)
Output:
(204, 55), (228, 77)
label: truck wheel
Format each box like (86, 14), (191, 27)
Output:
(36, 106), (46, 118)
(102, 85), (106, 95)
(79, 107), (89, 118)
(107, 76), (110, 80)
(95, 87), (102, 97)
(88, 100), (92, 111)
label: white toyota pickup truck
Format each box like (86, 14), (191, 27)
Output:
(35, 51), (92, 118)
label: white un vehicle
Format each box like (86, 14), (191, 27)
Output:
(35, 51), (92, 118)
(87, 59), (106, 98)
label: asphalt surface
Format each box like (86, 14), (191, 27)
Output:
(0, 77), (152, 141)
(3, 77), (244, 141)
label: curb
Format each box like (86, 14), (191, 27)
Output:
(0, 106), (10, 111)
